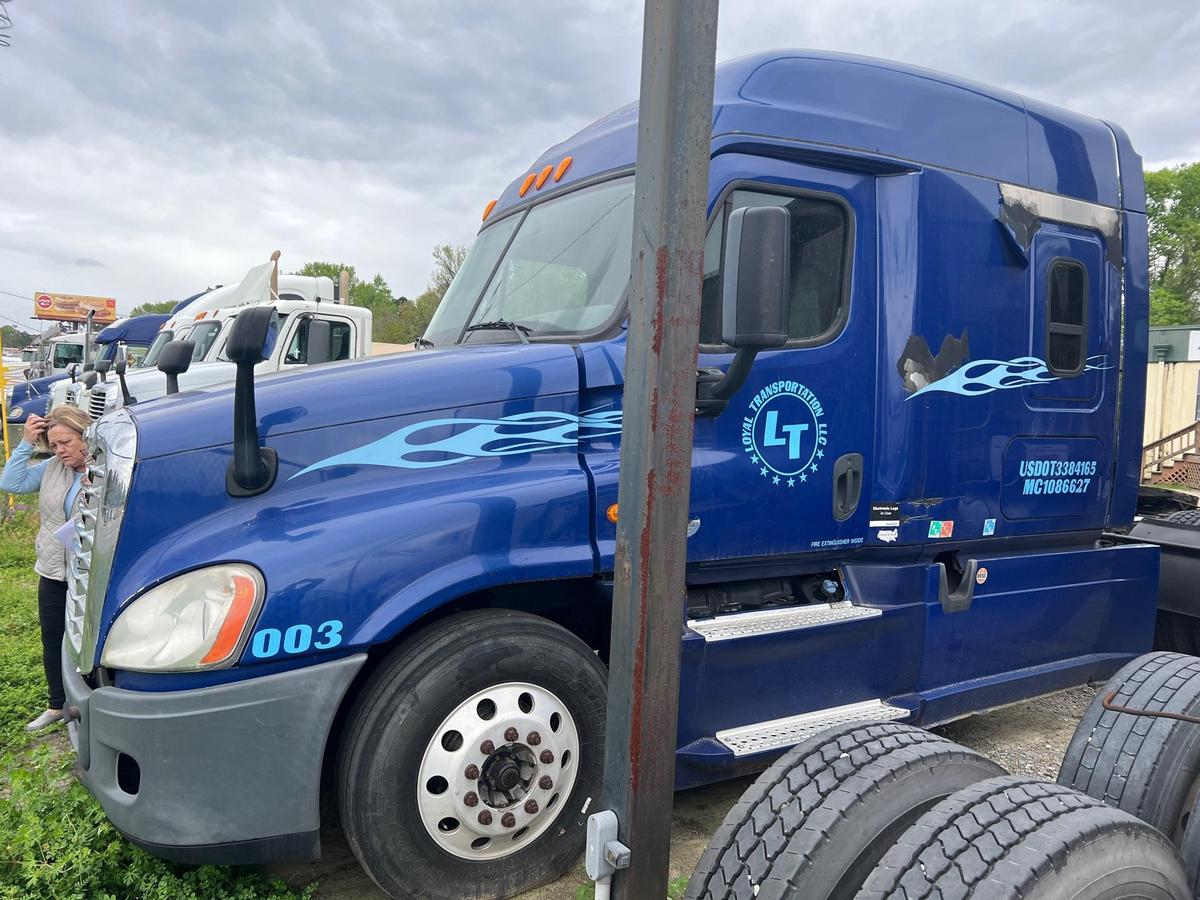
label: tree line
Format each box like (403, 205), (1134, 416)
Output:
(1149, 162), (1200, 325)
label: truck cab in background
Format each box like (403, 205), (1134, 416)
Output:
(80, 294), (372, 418)
(7, 315), (169, 425)
(57, 268), (365, 417)
(60, 52), (1153, 900)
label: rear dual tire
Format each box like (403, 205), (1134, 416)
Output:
(685, 722), (1005, 900)
(858, 776), (1189, 899)
(1058, 651), (1200, 845)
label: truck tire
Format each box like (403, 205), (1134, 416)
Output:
(1180, 791), (1200, 895)
(857, 776), (1189, 899)
(684, 723), (1004, 900)
(1058, 651), (1200, 844)
(1166, 509), (1200, 528)
(337, 609), (607, 900)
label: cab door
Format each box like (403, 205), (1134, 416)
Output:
(578, 154), (878, 567)
(686, 158), (877, 563)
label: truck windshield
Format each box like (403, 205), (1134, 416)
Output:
(52, 342), (85, 368)
(141, 330), (173, 368)
(423, 176), (635, 346)
(189, 320), (223, 360)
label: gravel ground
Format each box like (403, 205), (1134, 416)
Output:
(275, 684), (1100, 900)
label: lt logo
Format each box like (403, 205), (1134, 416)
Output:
(742, 380), (828, 488)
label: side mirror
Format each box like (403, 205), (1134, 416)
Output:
(157, 340), (195, 396)
(721, 206), (790, 350)
(305, 319), (332, 365)
(93, 359), (112, 382)
(225, 306), (278, 497)
(82, 362), (95, 373)
(113, 358), (135, 406)
(226, 306), (277, 365)
(696, 206), (790, 416)
(82, 371), (99, 389)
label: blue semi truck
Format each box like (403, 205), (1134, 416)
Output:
(6, 313), (169, 425)
(61, 52), (1153, 899)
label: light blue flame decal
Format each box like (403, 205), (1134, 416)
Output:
(291, 409), (623, 478)
(906, 355), (1110, 401)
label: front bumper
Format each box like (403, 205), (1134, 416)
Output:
(62, 644), (366, 864)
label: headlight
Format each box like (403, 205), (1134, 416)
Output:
(101, 564), (265, 672)
(7, 406), (23, 420)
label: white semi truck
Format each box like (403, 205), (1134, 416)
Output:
(57, 261), (380, 418)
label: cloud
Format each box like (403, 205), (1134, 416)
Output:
(0, 0), (1196, 322)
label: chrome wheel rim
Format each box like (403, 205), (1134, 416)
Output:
(416, 681), (580, 860)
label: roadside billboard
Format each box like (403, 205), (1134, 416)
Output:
(33, 292), (117, 324)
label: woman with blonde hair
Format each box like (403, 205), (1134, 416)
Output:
(0, 405), (92, 731)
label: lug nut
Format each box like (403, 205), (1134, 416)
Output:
(478, 810), (493, 826)
(539, 776), (553, 790)
(524, 799), (539, 814)
(540, 750), (555, 764)
(464, 791), (479, 807)
(480, 740), (495, 755)
(501, 812), (516, 828)
(527, 731), (541, 746)
(465, 764), (480, 780)
(504, 727), (519, 742)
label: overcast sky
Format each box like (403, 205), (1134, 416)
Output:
(1, 0), (1198, 333)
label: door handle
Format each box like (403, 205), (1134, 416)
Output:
(833, 453), (863, 521)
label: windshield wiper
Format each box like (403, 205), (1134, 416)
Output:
(463, 319), (531, 344)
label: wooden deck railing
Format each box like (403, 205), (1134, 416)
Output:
(1143, 420), (1200, 480)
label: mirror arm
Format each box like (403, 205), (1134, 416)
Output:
(118, 373), (134, 406)
(695, 347), (760, 417)
(226, 359), (278, 497)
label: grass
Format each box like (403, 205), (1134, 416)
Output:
(0, 506), (310, 900)
(572, 875), (691, 899)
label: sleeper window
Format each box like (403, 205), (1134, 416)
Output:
(1046, 260), (1087, 375)
(700, 189), (849, 346)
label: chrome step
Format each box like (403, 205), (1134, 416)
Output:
(716, 699), (911, 757)
(687, 601), (881, 642)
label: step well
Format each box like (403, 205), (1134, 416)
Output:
(687, 600), (881, 642)
(715, 699), (911, 757)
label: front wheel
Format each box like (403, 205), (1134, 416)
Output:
(337, 609), (608, 900)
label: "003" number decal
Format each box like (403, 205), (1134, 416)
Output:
(250, 620), (344, 659)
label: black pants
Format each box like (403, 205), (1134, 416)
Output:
(38, 576), (67, 710)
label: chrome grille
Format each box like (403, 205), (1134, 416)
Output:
(66, 410), (136, 672)
(88, 384), (110, 419)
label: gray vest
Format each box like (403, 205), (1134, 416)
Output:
(34, 459), (81, 582)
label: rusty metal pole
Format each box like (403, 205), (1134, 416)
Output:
(600, 1), (718, 897)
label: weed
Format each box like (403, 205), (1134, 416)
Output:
(0, 508), (309, 899)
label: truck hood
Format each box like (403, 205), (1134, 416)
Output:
(11, 373), (65, 402)
(128, 344), (583, 459)
(117, 359), (239, 399)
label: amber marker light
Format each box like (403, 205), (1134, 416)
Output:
(482, 199), (497, 222)
(554, 156), (573, 181)
(534, 164), (554, 190)
(519, 173), (537, 197)
(199, 572), (260, 666)
(606, 504), (619, 524)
